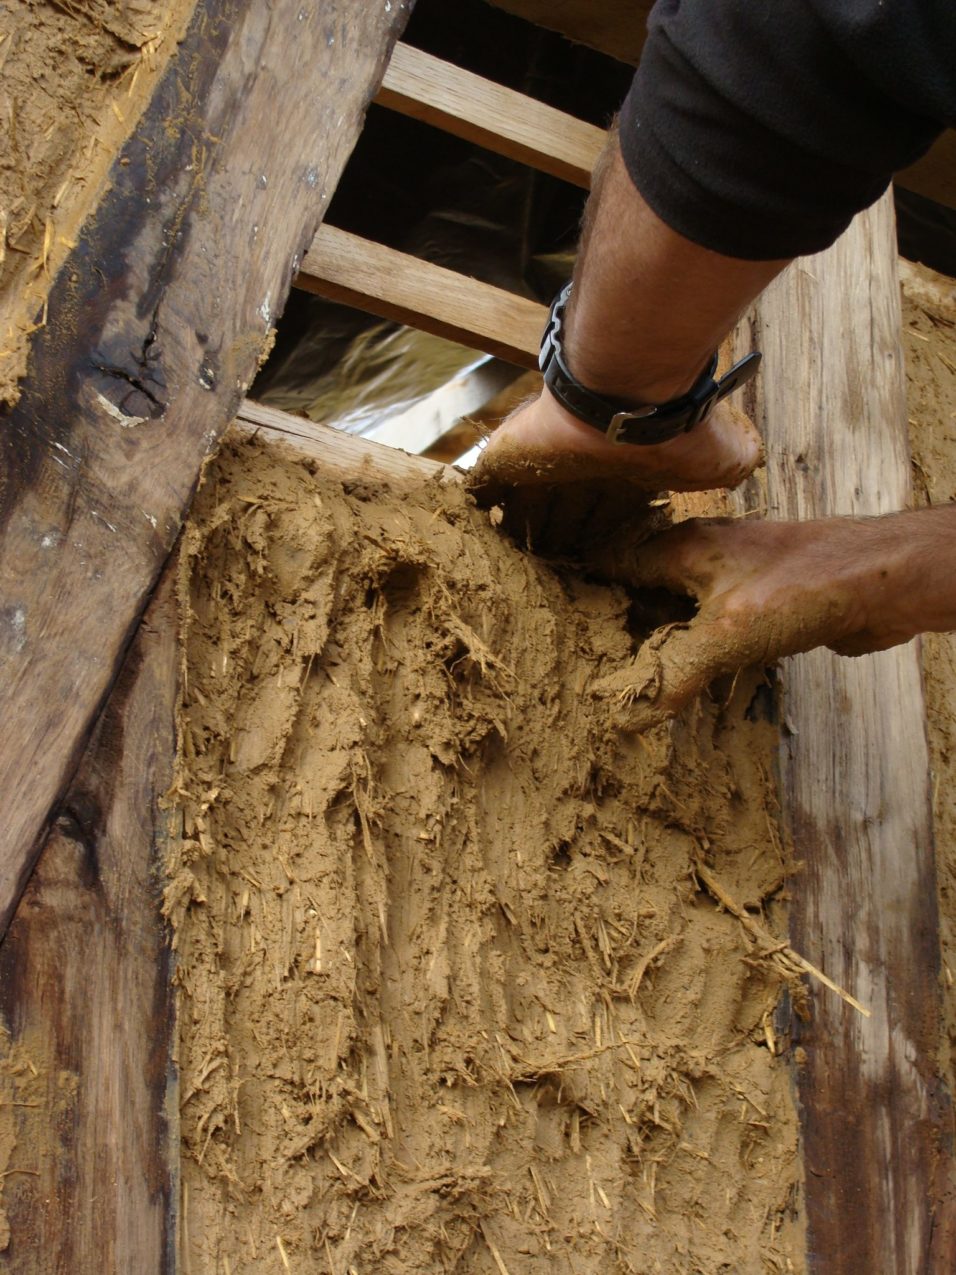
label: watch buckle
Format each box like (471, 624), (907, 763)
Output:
(606, 405), (655, 445)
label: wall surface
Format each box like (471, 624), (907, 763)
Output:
(171, 430), (802, 1274)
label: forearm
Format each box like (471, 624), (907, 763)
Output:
(473, 131), (771, 493)
(554, 0), (956, 407)
(563, 134), (789, 404)
(860, 505), (956, 641)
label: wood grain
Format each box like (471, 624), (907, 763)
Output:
(297, 225), (547, 367)
(0, 0), (410, 938)
(376, 42), (605, 187)
(0, 567), (179, 1273)
(750, 192), (956, 1270)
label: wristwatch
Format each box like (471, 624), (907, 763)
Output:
(538, 282), (762, 446)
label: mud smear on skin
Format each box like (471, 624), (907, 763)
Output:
(0, 0), (193, 406)
(170, 431), (801, 1273)
(902, 261), (956, 1097)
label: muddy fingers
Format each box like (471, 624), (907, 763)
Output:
(588, 517), (734, 594)
(594, 568), (867, 733)
(592, 612), (769, 732)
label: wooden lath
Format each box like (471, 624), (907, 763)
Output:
(297, 226), (546, 368)
(236, 398), (451, 483)
(375, 42), (604, 188)
(296, 43), (591, 370)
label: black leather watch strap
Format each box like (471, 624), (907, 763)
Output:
(538, 282), (761, 445)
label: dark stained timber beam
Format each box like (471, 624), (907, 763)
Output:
(748, 192), (956, 1271)
(484, 0), (654, 65)
(896, 130), (956, 214)
(0, 566), (180, 1272)
(0, 0), (412, 938)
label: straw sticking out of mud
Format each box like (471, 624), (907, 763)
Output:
(170, 430), (801, 1273)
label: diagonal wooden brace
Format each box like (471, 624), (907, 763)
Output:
(0, 0), (411, 940)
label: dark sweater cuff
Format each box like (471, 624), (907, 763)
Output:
(620, 28), (902, 260)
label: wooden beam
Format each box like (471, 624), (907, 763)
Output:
(896, 130), (956, 213)
(0, 0), (410, 938)
(748, 193), (956, 1270)
(0, 565), (179, 1272)
(375, 42), (605, 187)
(297, 225), (547, 368)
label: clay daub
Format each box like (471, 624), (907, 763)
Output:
(170, 430), (800, 1273)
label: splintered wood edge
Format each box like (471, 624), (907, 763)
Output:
(376, 42), (605, 189)
(895, 129), (956, 213)
(235, 399), (466, 487)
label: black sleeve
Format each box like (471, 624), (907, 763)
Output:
(619, 0), (956, 260)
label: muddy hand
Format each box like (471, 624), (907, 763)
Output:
(470, 387), (763, 499)
(591, 516), (917, 732)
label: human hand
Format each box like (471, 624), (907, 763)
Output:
(471, 386), (763, 496)
(591, 515), (918, 731)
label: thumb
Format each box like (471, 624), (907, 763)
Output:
(587, 517), (733, 596)
(591, 610), (769, 732)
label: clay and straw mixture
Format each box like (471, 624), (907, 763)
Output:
(0, 0), (192, 405)
(169, 434), (802, 1273)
